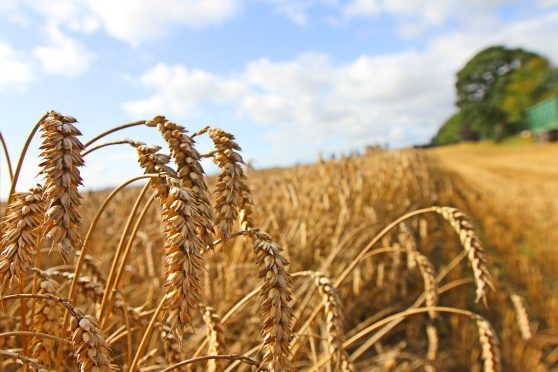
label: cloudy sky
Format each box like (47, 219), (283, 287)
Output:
(1, 0), (558, 195)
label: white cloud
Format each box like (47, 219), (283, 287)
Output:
(33, 23), (95, 77)
(4, 0), (239, 46)
(124, 11), (558, 155)
(258, 0), (337, 25)
(538, 0), (558, 6)
(87, 0), (239, 44)
(345, 0), (513, 37)
(0, 43), (33, 91)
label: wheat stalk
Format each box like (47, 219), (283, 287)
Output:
(202, 306), (226, 372)
(31, 278), (60, 367)
(134, 143), (176, 199)
(413, 253), (438, 320)
(253, 231), (293, 371)
(71, 307), (113, 371)
(313, 272), (353, 372)
(433, 207), (493, 304)
(474, 315), (502, 372)
(149, 116), (215, 247)
(0, 184), (44, 292)
(398, 223), (418, 270)
(39, 111), (84, 259)
(510, 293), (532, 340)
(161, 178), (205, 339)
(209, 128), (255, 238)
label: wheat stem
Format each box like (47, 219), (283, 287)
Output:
(160, 354), (264, 372)
(98, 181), (151, 324)
(7, 113), (48, 203)
(55, 174), (159, 369)
(129, 297), (165, 372)
(83, 120), (146, 148)
(0, 131), (13, 180)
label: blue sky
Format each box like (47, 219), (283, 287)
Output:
(1, 0), (558, 195)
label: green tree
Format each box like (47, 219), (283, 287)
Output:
(431, 112), (465, 146)
(433, 46), (557, 145)
(456, 46), (547, 140)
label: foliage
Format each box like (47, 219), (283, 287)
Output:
(433, 46), (557, 145)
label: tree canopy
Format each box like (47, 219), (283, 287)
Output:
(432, 46), (557, 145)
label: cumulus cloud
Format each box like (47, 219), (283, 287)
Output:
(33, 23), (95, 77)
(0, 43), (33, 91)
(124, 11), (558, 154)
(86, 0), (239, 44)
(345, 0), (514, 37)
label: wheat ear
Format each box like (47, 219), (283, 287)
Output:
(433, 207), (493, 304)
(510, 293), (532, 340)
(202, 306), (226, 372)
(71, 307), (113, 371)
(209, 128), (255, 238)
(134, 143), (176, 199)
(39, 111), (84, 259)
(161, 178), (205, 339)
(313, 272), (353, 372)
(474, 315), (501, 372)
(0, 184), (44, 292)
(149, 116), (215, 247)
(31, 278), (60, 367)
(253, 231), (293, 371)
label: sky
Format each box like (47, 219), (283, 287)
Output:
(1, 0), (558, 196)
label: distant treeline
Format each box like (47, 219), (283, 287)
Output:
(431, 46), (558, 145)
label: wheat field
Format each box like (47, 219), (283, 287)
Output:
(0, 111), (556, 371)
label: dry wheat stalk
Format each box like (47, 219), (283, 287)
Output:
(71, 307), (113, 371)
(39, 111), (84, 259)
(161, 178), (205, 339)
(313, 272), (353, 372)
(209, 128), (255, 238)
(253, 231), (293, 371)
(433, 207), (493, 304)
(398, 223), (418, 270)
(202, 306), (226, 372)
(474, 315), (501, 372)
(413, 253), (438, 320)
(510, 293), (532, 340)
(0, 350), (49, 372)
(35, 269), (142, 324)
(0, 184), (44, 292)
(31, 278), (60, 367)
(426, 322), (438, 365)
(149, 115), (215, 248)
